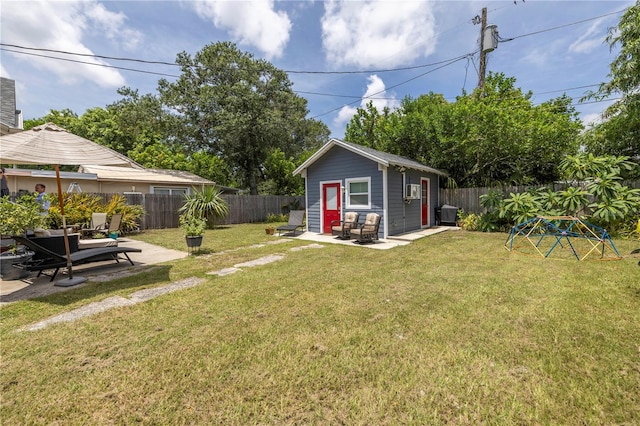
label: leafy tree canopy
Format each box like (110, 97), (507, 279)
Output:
(157, 41), (328, 194)
(346, 73), (582, 187)
(583, 1), (640, 161)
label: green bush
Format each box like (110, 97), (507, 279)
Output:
(46, 193), (144, 234)
(457, 210), (480, 231)
(266, 213), (288, 223)
(0, 194), (47, 236)
(179, 212), (207, 237)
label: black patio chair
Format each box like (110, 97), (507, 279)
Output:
(277, 210), (305, 236)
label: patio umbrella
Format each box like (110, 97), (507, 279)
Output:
(0, 122), (139, 286)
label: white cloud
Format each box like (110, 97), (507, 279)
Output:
(83, 2), (143, 50)
(569, 20), (605, 54)
(334, 74), (399, 128)
(191, 0), (291, 59)
(321, 0), (438, 68)
(0, 0), (134, 88)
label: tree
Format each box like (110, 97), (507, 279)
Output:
(344, 101), (390, 150)
(24, 109), (79, 131)
(345, 73), (582, 187)
(262, 148), (304, 195)
(583, 2), (640, 161)
(158, 42), (328, 194)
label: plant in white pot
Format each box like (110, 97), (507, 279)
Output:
(179, 212), (206, 254)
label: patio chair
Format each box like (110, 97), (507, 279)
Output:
(13, 235), (141, 282)
(277, 210), (305, 236)
(351, 213), (382, 244)
(82, 213), (122, 238)
(331, 212), (360, 240)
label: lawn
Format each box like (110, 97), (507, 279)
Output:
(1, 226), (639, 425)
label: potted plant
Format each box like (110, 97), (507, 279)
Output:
(179, 186), (229, 229)
(0, 194), (47, 280)
(265, 225), (275, 235)
(179, 212), (206, 252)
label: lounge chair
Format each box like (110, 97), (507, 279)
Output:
(350, 213), (382, 244)
(13, 235), (141, 282)
(277, 210), (305, 236)
(82, 213), (122, 238)
(331, 212), (360, 240)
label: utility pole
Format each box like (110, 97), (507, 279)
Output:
(477, 7), (488, 90)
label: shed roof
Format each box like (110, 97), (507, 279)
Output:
(293, 138), (448, 177)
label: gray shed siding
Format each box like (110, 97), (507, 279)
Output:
(306, 146), (385, 236)
(386, 168), (440, 235)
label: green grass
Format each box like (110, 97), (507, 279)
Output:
(1, 227), (639, 424)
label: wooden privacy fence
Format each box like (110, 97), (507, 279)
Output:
(439, 180), (640, 215)
(81, 179), (640, 230)
(118, 193), (303, 230)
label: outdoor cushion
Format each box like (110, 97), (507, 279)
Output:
(331, 212), (360, 239)
(350, 213), (382, 244)
(78, 238), (118, 249)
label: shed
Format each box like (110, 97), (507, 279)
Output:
(293, 138), (448, 239)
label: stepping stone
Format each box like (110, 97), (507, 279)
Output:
(24, 296), (134, 331)
(234, 254), (284, 268)
(290, 243), (324, 252)
(207, 267), (241, 276)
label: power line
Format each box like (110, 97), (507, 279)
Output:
(0, 47), (180, 78)
(285, 55), (473, 74)
(0, 43), (178, 67)
(1, 42), (474, 75)
(499, 9), (625, 42)
(311, 54), (473, 119)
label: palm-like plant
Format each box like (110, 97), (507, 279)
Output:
(560, 186), (590, 216)
(179, 186), (229, 228)
(499, 192), (541, 224)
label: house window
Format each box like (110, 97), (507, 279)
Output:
(346, 177), (371, 209)
(151, 187), (189, 195)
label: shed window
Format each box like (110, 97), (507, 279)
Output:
(346, 177), (371, 209)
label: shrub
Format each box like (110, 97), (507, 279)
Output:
(0, 194), (47, 236)
(46, 193), (144, 234)
(266, 213), (288, 223)
(179, 186), (229, 228)
(457, 210), (481, 231)
(179, 213), (207, 237)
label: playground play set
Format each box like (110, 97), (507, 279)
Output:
(505, 216), (621, 261)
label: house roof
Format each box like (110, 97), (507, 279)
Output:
(78, 165), (217, 185)
(293, 138), (448, 177)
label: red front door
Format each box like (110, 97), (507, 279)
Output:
(322, 182), (341, 233)
(421, 179), (429, 227)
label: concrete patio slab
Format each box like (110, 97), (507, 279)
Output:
(293, 226), (459, 250)
(0, 238), (188, 304)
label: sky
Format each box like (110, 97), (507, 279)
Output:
(0, 0), (633, 139)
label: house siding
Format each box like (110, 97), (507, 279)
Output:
(386, 168), (441, 235)
(306, 146), (385, 236)
(0, 77), (18, 128)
